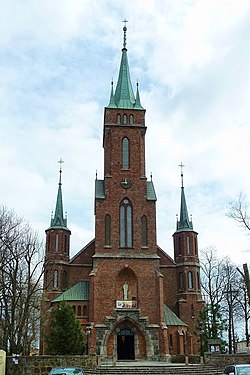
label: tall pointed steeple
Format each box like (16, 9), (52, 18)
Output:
(107, 21), (144, 110)
(50, 159), (67, 229)
(176, 163), (193, 231)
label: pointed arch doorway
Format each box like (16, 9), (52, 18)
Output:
(117, 328), (135, 360)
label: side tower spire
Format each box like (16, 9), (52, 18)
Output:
(176, 163), (193, 231)
(50, 158), (67, 228)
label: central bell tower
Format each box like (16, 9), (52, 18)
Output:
(90, 24), (163, 360)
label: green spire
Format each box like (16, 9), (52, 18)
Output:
(176, 165), (193, 231)
(50, 160), (67, 229)
(134, 81), (143, 109)
(107, 22), (144, 110)
(107, 81), (116, 108)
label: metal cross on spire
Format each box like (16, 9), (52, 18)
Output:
(58, 158), (64, 184)
(178, 162), (185, 187)
(58, 158), (64, 171)
(122, 19), (128, 49)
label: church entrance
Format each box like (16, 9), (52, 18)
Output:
(117, 328), (135, 360)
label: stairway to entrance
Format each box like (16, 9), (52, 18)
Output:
(85, 361), (223, 375)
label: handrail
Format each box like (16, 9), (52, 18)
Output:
(104, 353), (116, 367)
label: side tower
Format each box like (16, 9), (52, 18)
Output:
(40, 161), (71, 354)
(173, 165), (204, 354)
(90, 24), (164, 361)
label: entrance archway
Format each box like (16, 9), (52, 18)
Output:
(117, 328), (135, 360)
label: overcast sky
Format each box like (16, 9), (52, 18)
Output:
(1, 0), (250, 265)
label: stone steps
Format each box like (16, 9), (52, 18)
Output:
(85, 364), (223, 375)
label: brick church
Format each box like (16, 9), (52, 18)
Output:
(40, 25), (204, 361)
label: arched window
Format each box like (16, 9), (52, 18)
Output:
(188, 271), (193, 289)
(77, 305), (81, 316)
(122, 137), (130, 169)
(64, 235), (68, 254)
(72, 305), (76, 314)
(53, 270), (58, 288)
(194, 238), (198, 255)
(197, 271), (200, 290)
(141, 215), (148, 246)
(62, 270), (67, 290)
(178, 236), (182, 255)
(129, 114), (134, 125)
(105, 214), (111, 246)
(169, 334), (173, 349)
(120, 198), (133, 248)
(47, 234), (50, 253)
(191, 303), (195, 318)
(187, 236), (190, 255)
(82, 305), (87, 316)
(55, 234), (59, 253)
(123, 114), (127, 125)
(117, 114), (121, 124)
(179, 272), (183, 290)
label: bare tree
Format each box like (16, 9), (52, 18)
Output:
(227, 193), (250, 232)
(0, 206), (44, 355)
(200, 246), (227, 339)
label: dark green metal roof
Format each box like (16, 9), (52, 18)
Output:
(147, 181), (157, 201)
(164, 305), (187, 326)
(52, 280), (89, 303)
(95, 179), (105, 199)
(107, 26), (144, 110)
(49, 169), (68, 229)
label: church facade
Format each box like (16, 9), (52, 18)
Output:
(40, 26), (204, 361)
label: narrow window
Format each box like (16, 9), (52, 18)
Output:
(117, 114), (121, 124)
(120, 199), (133, 247)
(53, 270), (58, 288)
(178, 236), (182, 255)
(141, 215), (148, 246)
(72, 305), (76, 314)
(64, 235), (68, 254)
(129, 114), (134, 124)
(123, 114), (127, 125)
(105, 214), (111, 246)
(197, 271), (200, 290)
(47, 234), (50, 253)
(55, 234), (59, 253)
(179, 272), (183, 290)
(62, 270), (67, 290)
(191, 303), (195, 318)
(188, 271), (193, 289)
(187, 236), (190, 255)
(194, 238), (198, 255)
(169, 334), (173, 349)
(82, 305), (87, 316)
(122, 137), (130, 169)
(77, 305), (81, 316)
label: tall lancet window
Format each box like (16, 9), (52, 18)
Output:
(120, 198), (133, 247)
(141, 215), (148, 246)
(53, 270), (58, 288)
(55, 234), (59, 253)
(187, 236), (190, 255)
(122, 137), (130, 169)
(105, 214), (111, 246)
(188, 271), (193, 289)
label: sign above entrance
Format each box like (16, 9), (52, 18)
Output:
(116, 300), (137, 309)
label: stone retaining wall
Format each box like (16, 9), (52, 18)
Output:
(204, 353), (250, 366)
(6, 355), (96, 375)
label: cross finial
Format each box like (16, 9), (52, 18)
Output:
(178, 162), (185, 188)
(58, 158), (64, 184)
(122, 19), (128, 49)
(58, 158), (64, 171)
(123, 19), (128, 28)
